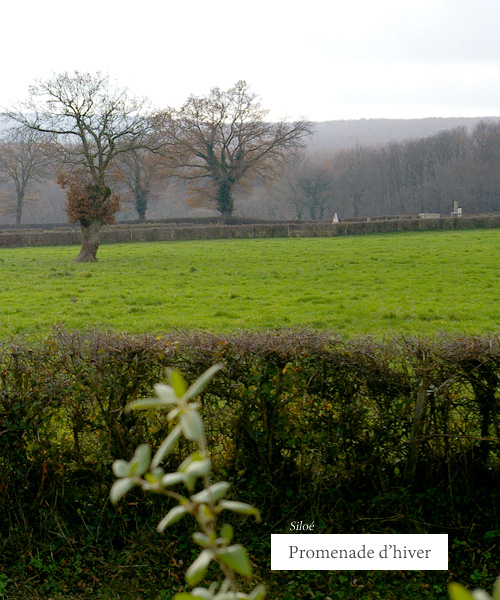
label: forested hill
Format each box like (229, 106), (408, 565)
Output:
(308, 116), (500, 152)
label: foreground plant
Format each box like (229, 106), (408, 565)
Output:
(110, 365), (265, 600)
(449, 577), (500, 600)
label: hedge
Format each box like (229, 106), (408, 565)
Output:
(1, 329), (499, 593)
(1, 215), (500, 247)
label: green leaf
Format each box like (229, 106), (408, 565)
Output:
(167, 406), (182, 422)
(110, 478), (134, 504)
(185, 458), (212, 478)
(197, 503), (216, 527)
(191, 481), (231, 504)
(173, 593), (212, 600)
(179, 451), (205, 472)
(190, 588), (215, 600)
(184, 459), (213, 491)
(448, 583), (476, 600)
(180, 408), (204, 441)
(219, 523), (234, 543)
(168, 368), (188, 398)
(112, 459), (130, 478)
(493, 577), (500, 600)
(472, 591), (493, 600)
(161, 472), (185, 486)
(185, 364), (223, 400)
(218, 544), (252, 578)
(126, 397), (172, 411)
(249, 584), (267, 600)
(153, 383), (178, 403)
(185, 549), (214, 587)
(152, 424), (182, 468)
(175, 587), (214, 600)
(144, 467), (164, 484)
(157, 505), (187, 532)
(218, 501), (261, 520)
(192, 532), (210, 547)
(129, 443), (151, 476)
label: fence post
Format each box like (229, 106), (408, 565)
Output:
(404, 378), (429, 484)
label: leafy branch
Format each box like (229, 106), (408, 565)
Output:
(449, 578), (500, 600)
(110, 365), (266, 600)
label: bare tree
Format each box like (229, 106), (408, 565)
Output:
(274, 152), (333, 220)
(296, 158), (333, 220)
(0, 126), (53, 224)
(5, 71), (156, 261)
(113, 147), (168, 220)
(158, 80), (313, 220)
(273, 152), (308, 220)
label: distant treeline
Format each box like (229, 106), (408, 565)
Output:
(275, 119), (500, 220)
(307, 116), (498, 152)
(3, 117), (500, 226)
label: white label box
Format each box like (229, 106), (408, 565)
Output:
(271, 534), (448, 570)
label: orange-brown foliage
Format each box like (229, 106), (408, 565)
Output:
(57, 168), (119, 225)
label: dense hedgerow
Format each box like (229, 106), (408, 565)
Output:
(1, 328), (499, 596)
(2, 214), (500, 248)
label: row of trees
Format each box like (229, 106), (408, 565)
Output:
(7, 123), (499, 230)
(2, 72), (312, 261)
(2, 71), (500, 260)
(267, 122), (500, 221)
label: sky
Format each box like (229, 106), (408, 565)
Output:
(3, 0), (500, 122)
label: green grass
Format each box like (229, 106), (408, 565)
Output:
(1, 229), (500, 337)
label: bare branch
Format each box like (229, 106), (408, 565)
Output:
(4, 71), (159, 260)
(156, 80), (313, 218)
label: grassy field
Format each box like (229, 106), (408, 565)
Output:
(1, 228), (500, 337)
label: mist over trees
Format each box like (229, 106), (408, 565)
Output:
(306, 116), (499, 153)
(0, 125), (54, 224)
(249, 121), (500, 221)
(112, 146), (169, 221)
(1, 75), (312, 237)
(2, 71), (500, 233)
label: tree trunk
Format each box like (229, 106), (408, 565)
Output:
(16, 190), (25, 225)
(216, 180), (234, 222)
(75, 219), (102, 262)
(135, 188), (148, 221)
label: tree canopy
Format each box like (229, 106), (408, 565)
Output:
(159, 80), (313, 219)
(6, 71), (155, 261)
(0, 126), (53, 224)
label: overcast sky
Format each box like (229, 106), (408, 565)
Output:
(3, 0), (500, 121)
